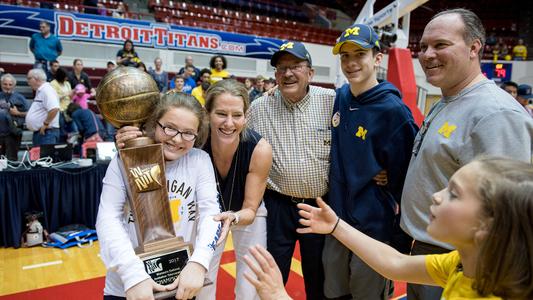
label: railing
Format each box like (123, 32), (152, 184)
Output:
(416, 85), (428, 114)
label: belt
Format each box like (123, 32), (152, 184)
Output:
(35, 128), (59, 132)
(266, 189), (318, 205)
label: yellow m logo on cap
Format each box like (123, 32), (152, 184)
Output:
(344, 27), (361, 37)
(280, 42), (294, 51)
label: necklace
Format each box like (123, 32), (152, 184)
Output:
(213, 144), (239, 212)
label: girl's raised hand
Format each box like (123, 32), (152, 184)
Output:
(243, 245), (291, 300)
(296, 197), (339, 235)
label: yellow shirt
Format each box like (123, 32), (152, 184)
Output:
(210, 69), (230, 84)
(50, 80), (72, 111)
(191, 86), (205, 106)
(425, 251), (501, 300)
(512, 45), (527, 59)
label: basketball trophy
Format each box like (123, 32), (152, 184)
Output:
(96, 67), (192, 299)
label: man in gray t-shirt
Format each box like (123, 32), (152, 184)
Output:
(400, 8), (533, 300)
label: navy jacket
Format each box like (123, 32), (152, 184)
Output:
(329, 81), (418, 242)
(71, 109), (106, 140)
(0, 91), (29, 135)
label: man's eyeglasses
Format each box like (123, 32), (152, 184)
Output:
(275, 64), (309, 74)
(157, 121), (197, 141)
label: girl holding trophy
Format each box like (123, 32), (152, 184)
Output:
(97, 92), (221, 300)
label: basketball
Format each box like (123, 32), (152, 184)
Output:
(95, 66), (160, 128)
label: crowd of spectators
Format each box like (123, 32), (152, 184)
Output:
(4, 19), (530, 162)
(485, 33), (529, 61)
(120, 48), (276, 106)
(0, 21), (279, 161)
(409, 33), (529, 60)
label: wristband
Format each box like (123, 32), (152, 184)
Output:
(43, 121), (49, 126)
(329, 217), (340, 234)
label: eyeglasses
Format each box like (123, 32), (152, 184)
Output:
(275, 63), (309, 74)
(157, 121), (197, 141)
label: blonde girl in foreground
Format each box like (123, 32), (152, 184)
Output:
(245, 157), (533, 300)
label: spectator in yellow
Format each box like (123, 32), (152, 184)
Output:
(209, 55), (230, 84)
(49, 68), (72, 112)
(512, 38), (527, 61)
(191, 68), (211, 106)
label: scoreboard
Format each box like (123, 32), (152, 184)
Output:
(481, 62), (513, 82)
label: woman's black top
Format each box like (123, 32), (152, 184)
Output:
(203, 128), (262, 212)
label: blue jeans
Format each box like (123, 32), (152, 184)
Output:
(32, 128), (60, 146)
(33, 61), (52, 81)
(104, 121), (116, 142)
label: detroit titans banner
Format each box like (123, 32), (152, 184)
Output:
(0, 4), (284, 59)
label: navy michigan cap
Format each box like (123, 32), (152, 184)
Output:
(518, 84), (533, 99)
(270, 41), (312, 67)
(332, 24), (380, 55)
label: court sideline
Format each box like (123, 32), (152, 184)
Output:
(0, 233), (406, 299)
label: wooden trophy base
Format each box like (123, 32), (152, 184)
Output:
(136, 237), (193, 299)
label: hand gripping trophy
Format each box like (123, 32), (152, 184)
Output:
(96, 67), (194, 299)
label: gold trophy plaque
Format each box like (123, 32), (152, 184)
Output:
(96, 67), (192, 299)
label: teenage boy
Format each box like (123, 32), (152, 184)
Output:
(325, 24), (418, 299)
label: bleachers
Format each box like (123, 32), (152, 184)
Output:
(2, 0), (340, 45)
(149, 0), (309, 23)
(0, 61), (335, 101)
(0, 62), (110, 151)
(1, 0), (129, 17)
(4, 0), (530, 55)
(405, 0), (530, 60)
(150, 2), (340, 45)
(0, 62), (105, 94)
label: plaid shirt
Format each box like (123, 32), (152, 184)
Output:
(248, 85), (336, 198)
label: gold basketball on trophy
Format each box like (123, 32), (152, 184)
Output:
(95, 66), (160, 128)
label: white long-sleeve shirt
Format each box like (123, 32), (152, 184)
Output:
(96, 148), (222, 296)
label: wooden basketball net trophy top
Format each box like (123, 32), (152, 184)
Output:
(96, 67), (192, 299)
